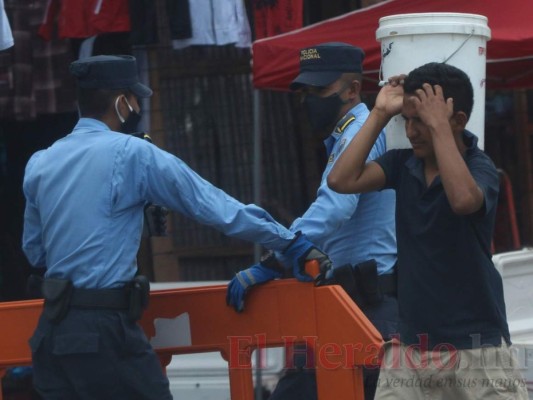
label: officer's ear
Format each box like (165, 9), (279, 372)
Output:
(347, 79), (361, 99)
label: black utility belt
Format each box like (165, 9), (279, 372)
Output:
(40, 275), (150, 323)
(70, 287), (131, 309)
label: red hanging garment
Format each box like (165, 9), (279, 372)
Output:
(39, 0), (131, 40)
(253, 0), (303, 40)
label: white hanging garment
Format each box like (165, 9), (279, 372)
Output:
(0, 0), (14, 50)
(172, 0), (251, 50)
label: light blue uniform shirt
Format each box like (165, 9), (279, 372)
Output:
(290, 103), (397, 275)
(22, 118), (295, 288)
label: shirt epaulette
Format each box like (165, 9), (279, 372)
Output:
(335, 113), (356, 134)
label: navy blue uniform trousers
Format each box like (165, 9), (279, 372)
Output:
(268, 294), (399, 400)
(29, 309), (172, 399)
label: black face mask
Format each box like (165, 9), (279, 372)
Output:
(121, 109), (142, 134)
(303, 89), (349, 133)
(115, 96), (142, 134)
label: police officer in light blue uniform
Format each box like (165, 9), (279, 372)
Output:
(277, 41), (398, 400)
(289, 93), (397, 275)
(22, 55), (331, 400)
(229, 43), (398, 400)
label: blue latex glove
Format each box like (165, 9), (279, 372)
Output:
(281, 232), (332, 283)
(226, 263), (282, 312)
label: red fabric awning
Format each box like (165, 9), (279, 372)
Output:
(252, 0), (533, 91)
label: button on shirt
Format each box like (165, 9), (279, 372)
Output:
(289, 103), (397, 274)
(22, 118), (294, 288)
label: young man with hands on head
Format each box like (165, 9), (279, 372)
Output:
(328, 62), (527, 400)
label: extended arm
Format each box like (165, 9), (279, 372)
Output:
(141, 144), (295, 251)
(290, 180), (360, 245)
(136, 141), (331, 285)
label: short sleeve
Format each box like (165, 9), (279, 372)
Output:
(467, 151), (499, 217)
(374, 149), (410, 191)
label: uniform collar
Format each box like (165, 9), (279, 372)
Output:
(75, 118), (112, 132)
(324, 103), (366, 155)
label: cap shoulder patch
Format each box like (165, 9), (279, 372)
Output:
(335, 113), (356, 134)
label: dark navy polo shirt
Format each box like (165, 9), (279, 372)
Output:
(375, 130), (510, 349)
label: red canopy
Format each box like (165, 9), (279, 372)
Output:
(252, 0), (533, 91)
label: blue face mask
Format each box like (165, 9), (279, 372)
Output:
(302, 86), (350, 132)
(114, 96), (142, 134)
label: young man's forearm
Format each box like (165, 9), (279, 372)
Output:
(328, 108), (390, 193)
(432, 125), (484, 215)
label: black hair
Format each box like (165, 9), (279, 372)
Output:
(76, 87), (131, 119)
(403, 62), (474, 120)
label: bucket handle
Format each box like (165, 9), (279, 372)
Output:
(378, 29), (475, 83)
(443, 29), (475, 64)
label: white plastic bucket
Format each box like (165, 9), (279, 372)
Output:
(375, 13), (491, 149)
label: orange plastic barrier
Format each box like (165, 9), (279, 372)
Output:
(0, 280), (383, 400)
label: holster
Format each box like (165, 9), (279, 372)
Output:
(42, 278), (73, 323)
(332, 264), (364, 305)
(333, 259), (384, 307)
(354, 259), (383, 305)
(128, 275), (150, 322)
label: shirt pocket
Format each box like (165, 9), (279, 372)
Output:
(53, 333), (100, 355)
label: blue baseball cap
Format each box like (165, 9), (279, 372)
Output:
(290, 42), (365, 90)
(69, 55), (153, 98)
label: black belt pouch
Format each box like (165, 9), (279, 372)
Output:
(42, 278), (73, 323)
(354, 259), (383, 305)
(128, 275), (150, 322)
(332, 263), (365, 306)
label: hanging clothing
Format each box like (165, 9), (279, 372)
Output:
(166, 0), (192, 40)
(0, 0), (13, 50)
(129, 0), (159, 45)
(39, 0), (131, 40)
(0, 1), (77, 120)
(253, 0), (303, 39)
(171, 0), (251, 50)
